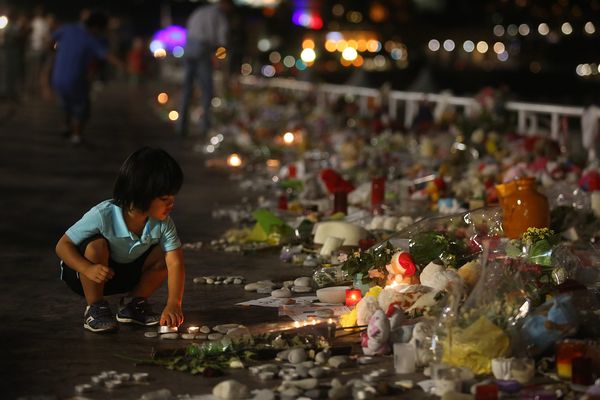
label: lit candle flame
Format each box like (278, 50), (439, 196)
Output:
(283, 131), (295, 144)
(294, 321), (301, 328)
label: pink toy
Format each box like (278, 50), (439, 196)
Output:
(361, 310), (391, 355)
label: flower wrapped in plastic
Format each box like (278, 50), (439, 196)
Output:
(389, 206), (503, 270)
(431, 240), (530, 375)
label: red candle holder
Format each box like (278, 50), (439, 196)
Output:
(345, 288), (362, 306)
(371, 177), (385, 211)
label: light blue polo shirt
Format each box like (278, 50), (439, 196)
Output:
(65, 199), (181, 263)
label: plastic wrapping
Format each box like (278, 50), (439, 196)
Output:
(388, 206), (503, 269)
(431, 241), (530, 375)
(312, 264), (350, 288)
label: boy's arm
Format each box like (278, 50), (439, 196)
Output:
(160, 248), (185, 327)
(55, 234), (113, 283)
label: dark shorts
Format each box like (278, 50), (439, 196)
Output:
(60, 235), (156, 297)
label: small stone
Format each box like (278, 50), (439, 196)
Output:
(91, 375), (104, 384)
(195, 333), (208, 340)
(104, 380), (122, 389)
(283, 280), (295, 288)
(277, 349), (291, 360)
(301, 361), (315, 368)
(206, 278), (215, 284)
(294, 277), (313, 287)
(315, 351), (329, 364)
(258, 371), (276, 381)
(288, 348), (307, 364)
(280, 387), (303, 400)
(329, 355), (351, 369)
(132, 372), (149, 382)
(224, 278), (234, 284)
(331, 378), (345, 389)
(208, 333), (224, 341)
(304, 389), (326, 399)
(214, 281), (222, 285)
(295, 365), (309, 378)
(257, 287), (273, 294)
(394, 380), (414, 390)
(233, 279), (243, 284)
(118, 373), (131, 381)
(245, 283), (259, 291)
(309, 367), (325, 378)
(284, 378), (318, 390)
(193, 277), (206, 284)
(213, 379), (249, 400)
(357, 356), (377, 365)
(272, 288), (292, 298)
(160, 333), (179, 340)
(292, 286), (313, 293)
(200, 325), (211, 334)
(144, 331), (159, 338)
(181, 333), (196, 340)
(329, 386), (350, 400)
(75, 384), (93, 393)
(252, 388), (276, 400)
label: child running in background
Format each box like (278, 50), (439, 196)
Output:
(55, 147), (185, 333)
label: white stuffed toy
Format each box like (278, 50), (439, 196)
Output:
(361, 310), (390, 355)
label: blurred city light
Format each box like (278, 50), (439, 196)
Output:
(0, 15), (8, 29)
(561, 22), (573, 35)
(428, 39), (440, 51)
(463, 40), (475, 52)
(442, 39), (455, 51)
(538, 23), (550, 35)
(341, 47), (358, 61)
(518, 24), (530, 36)
(227, 153), (242, 167)
(241, 63), (252, 75)
(215, 47), (227, 59)
(283, 131), (295, 144)
(476, 41), (489, 53)
(172, 46), (184, 58)
(168, 111), (179, 121)
(151, 25), (186, 51)
(300, 48), (316, 63)
(283, 55), (295, 68)
(584, 22), (596, 34)
(157, 93), (168, 104)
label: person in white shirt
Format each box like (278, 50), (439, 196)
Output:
(177, 0), (234, 137)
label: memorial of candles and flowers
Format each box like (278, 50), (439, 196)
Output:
(138, 82), (600, 400)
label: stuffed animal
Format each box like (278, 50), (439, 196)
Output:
(361, 310), (390, 355)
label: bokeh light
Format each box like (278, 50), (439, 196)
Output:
(428, 39), (440, 52)
(341, 47), (358, 61)
(283, 131), (295, 144)
(538, 23), (550, 35)
(463, 40), (475, 52)
(168, 111), (179, 121)
(476, 41), (489, 53)
(227, 153), (242, 167)
(157, 93), (168, 104)
(300, 48), (316, 63)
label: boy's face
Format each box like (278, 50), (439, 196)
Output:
(147, 195), (175, 220)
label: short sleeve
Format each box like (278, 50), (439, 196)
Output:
(160, 216), (182, 252)
(65, 207), (103, 245)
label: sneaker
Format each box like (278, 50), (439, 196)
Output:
(84, 300), (118, 333)
(116, 297), (160, 326)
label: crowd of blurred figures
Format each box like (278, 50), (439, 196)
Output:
(0, 5), (154, 101)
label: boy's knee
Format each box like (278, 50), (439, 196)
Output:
(145, 258), (167, 272)
(84, 237), (109, 259)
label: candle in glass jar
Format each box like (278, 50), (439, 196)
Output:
(345, 288), (362, 306)
(556, 339), (586, 379)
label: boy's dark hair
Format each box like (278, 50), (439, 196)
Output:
(113, 147), (183, 212)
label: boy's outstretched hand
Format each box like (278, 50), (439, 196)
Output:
(160, 303), (184, 327)
(84, 264), (115, 283)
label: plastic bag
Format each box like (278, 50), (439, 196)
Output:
(431, 240), (529, 375)
(387, 206), (503, 269)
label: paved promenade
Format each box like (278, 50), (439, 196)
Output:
(0, 83), (308, 399)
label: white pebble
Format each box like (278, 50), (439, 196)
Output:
(272, 288), (292, 298)
(212, 379), (248, 400)
(233, 279), (243, 284)
(195, 334), (208, 340)
(206, 278), (215, 284)
(160, 333), (179, 340)
(288, 348), (307, 364)
(309, 367), (325, 378)
(294, 277), (312, 287)
(283, 280), (295, 288)
(328, 355), (351, 368)
(258, 371), (276, 381)
(208, 333), (224, 341)
(252, 388), (276, 400)
(292, 286), (313, 293)
(181, 333), (196, 340)
(133, 372), (149, 382)
(140, 388), (173, 400)
(200, 325), (211, 334)
(75, 384), (93, 393)
(214, 324), (240, 333)
(193, 277), (206, 284)
(144, 331), (159, 338)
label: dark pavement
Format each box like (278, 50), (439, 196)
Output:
(0, 83), (322, 399)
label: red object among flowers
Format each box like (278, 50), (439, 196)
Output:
(320, 168), (355, 194)
(345, 288), (362, 306)
(396, 252), (416, 277)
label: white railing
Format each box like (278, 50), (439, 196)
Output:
(239, 76), (585, 142)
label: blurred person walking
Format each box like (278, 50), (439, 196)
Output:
(177, 0), (234, 137)
(26, 5), (51, 96)
(50, 10), (122, 145)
